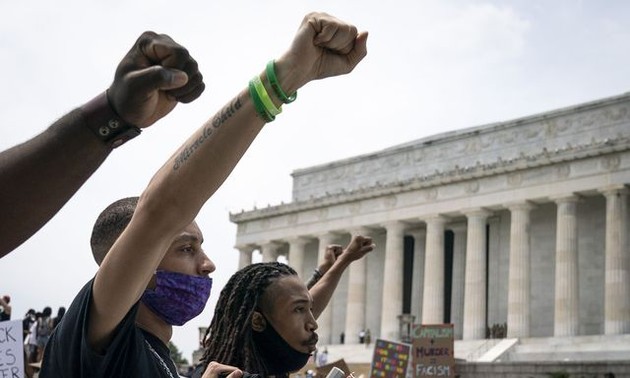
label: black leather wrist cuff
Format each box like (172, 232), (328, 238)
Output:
(82, 92), (141, 149)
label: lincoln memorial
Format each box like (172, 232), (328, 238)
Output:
(229, 92), (630, 360)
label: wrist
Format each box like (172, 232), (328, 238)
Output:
(335, 253), (354, 269)
(318, 262), (333, 275)
(310, 268), (324, 285)
(273, 56), (308, 96)
(81, 91), (141, 149)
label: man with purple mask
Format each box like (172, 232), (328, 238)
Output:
(39, 11), (367, 378)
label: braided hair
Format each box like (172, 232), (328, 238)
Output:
(200, 261), (297, 375)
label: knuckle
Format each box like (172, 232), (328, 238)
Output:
(137, 31), (158, 47)
(170, 46), (192, 63)
(207, 361), (220, 371)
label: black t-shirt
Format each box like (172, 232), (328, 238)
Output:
(39, 278), (179, 378)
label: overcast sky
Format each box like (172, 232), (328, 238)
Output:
(2, 0), (630, 363)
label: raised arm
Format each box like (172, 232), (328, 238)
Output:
(90, 12), (368, 351)
(306, 245), (343, 290)
(310, 235), (375, 318)
(0, 31), (204, 258)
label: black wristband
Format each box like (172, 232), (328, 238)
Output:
(82, 92), (141, 149)
(306, 268), (323, 289)
(313, 268), (323, 280)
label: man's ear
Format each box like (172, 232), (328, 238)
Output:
(251, 311), (267, 332)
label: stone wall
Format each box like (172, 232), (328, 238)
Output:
(456, 361), (629, 377)
(291, 93), (630, 202)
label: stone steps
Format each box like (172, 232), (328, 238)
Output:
(319, 335), (630, 365)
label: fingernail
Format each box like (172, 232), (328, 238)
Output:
(170, 70), (189, 86)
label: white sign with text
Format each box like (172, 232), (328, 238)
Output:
(0, 320), (24, 378)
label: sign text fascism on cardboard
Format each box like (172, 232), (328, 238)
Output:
(412, 324), (454, 377)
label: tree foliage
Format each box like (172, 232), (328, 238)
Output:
(168, 341), (190, 366)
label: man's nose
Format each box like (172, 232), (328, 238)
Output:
(199, 252), (216, 275)
(307, 311), (318, 331)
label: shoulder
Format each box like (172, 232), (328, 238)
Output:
(42, 289), (149, 377)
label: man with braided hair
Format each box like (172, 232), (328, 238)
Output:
(199, 262), (312, 378)
(196, 235), (375, 378)
(40, 11), (367, 378)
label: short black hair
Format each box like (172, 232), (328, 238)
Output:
(90, 197), (139, 265)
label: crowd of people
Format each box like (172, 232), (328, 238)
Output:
(0, 297), (66, 374)
(1, 10), (368, 378)
(23, 306), (66, 364)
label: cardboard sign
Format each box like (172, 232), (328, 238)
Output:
(316, 358), (351, 378)
(369, 338), (411, 378)
(0, 320), (24, 378)
(412, 324), (454, 377)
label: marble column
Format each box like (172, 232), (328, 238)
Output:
(287, 237), (309, 279)
(410, 230), (426, 325)
(601, 186), (630, 335)
(317, 232), (337, 344)
(451, 223), (467, 340)
(237, 245), (254, 269)
(553, 195), (579, 337)
(380, 221), (406, 341)
(486, 216), (502, 328)
(422, 216), (447, 324)
(507, 202), (533, 338)
(463, 210), (490, 340)
(260, 242), (280, 262)
(345, 227), (370, 344)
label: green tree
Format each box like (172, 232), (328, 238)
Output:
(168, 341), (190, 366)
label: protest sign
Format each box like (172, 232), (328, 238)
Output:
(0, 319), (24, 378)
(316, 358), (351, 378)
(411, 324), (454, 377)
(369, 338), (411, 378)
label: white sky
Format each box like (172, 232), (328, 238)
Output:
(1, 0), (630, 363)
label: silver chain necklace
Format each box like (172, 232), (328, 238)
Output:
(145, 339), (176, 378)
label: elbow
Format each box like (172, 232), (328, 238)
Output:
(135, 186), (196, 236)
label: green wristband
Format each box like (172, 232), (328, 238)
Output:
(252, 75), (282, 117)
(266, 60), (297, 104)
(248, 79), (274, 122)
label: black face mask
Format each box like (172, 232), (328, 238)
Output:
(252, 314), (312, 375)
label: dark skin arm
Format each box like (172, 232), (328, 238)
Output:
(309, 235), (375, 319)
(306, 245), (343, 290)
(0, 31), (205, 258)
(310, 235), (375, 318)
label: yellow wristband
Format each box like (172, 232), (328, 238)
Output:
(249, 78), (275, 122)
(252, 75), (282, 117)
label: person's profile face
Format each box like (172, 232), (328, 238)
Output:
(157, 221), (215, 277)
(262, 275), (318, 353)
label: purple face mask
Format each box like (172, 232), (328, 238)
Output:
(141, 270), (212, 326)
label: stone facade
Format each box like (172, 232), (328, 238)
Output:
(230, 92), (630, 347)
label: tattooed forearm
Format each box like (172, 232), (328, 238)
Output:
(173, 97), (243, 170)
(173, 124), (213, 170)
(212, 97), (243, 128)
